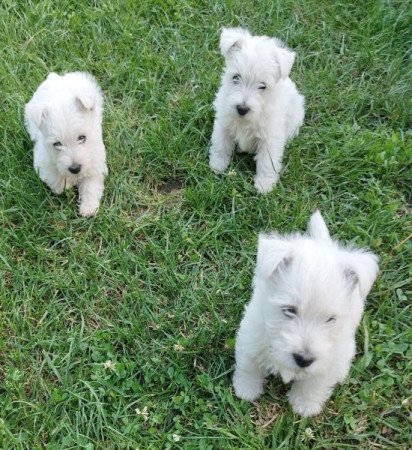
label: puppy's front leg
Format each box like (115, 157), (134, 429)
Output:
(78, 176), (105, 217)
(287, 375), (337, 417)
(233, 353), (266, 401)
(209, 120), (235, 174)
(48, 178), (66, 195)
(254, 138), (285, 194)
(38, 168), (66, 195)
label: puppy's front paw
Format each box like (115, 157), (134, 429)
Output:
(254, 175), (277, 194)
(209, 153), (230, 174)
(48, 179), (65, 195)
(233, 373), (264, 402)
(287, 388), (323, 417)
(52, 186), (65, 195)
(79, 201), (99, 217)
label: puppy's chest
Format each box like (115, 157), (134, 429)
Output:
(232, 126), (260, 154)
(63, 174), (80, 189)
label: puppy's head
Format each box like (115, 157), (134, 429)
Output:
(255, 211), (378, 382)
(25, 87), (102, 178)
(218, 27), (295, 121)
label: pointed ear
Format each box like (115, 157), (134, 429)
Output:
(75, 94), (95, 111)
(274, 45), (295, 79)
(308, 210), (331, 242)
(256, 234), (293, 279)
(46, 72), (60, 82)
(25, 101), (48, 128)
(345, 251), (379, 299)
(220, 27), (250, 58)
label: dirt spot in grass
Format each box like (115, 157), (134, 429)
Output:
(380, 425), (394, 438)
(156, 178), (184, 194)
(250, 400), (281, 429)
(127, 179), (185, 222)
(394, 204), (411, 219)
(129, 205), (150, 221)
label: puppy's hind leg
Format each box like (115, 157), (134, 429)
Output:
(209, 120), (235, 174)
(78, 176), (105, 217)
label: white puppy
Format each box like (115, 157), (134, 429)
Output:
(233, 211), (378, 416)
(209, 28), (304, 194)
(25, 72), (108, 217)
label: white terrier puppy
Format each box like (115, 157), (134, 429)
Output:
(25, 72), (108, 217)
(209, 27), (305, 194)
(233, 211), (378, 416)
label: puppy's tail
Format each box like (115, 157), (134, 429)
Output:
(308, 210), (331, 242)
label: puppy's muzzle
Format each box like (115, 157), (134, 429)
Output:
(68, 164), (81, 174)
(236, 104), (250, 116)
(293, 352), (315, 368)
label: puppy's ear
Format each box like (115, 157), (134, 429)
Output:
(273, 45), (295, 80)
(46, 72), (60, 82)
(75, 94), (95, 111)
(25, 101), (48, 128)
(256, 234), (293, 278)
(220, 27), (250, 58)
(345, 251), (379, 299)
(308, 210), (331, 242)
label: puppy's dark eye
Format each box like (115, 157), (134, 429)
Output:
(53, 141), (62, 148)
(232, 74), (241, 84)
(326, 316), (336, 324)
(258, 82), (267, 90)
(282, 306), (297, 318)
(78, 135), (86, 143)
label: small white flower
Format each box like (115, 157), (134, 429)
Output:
(174, 343), (184, 352)
(301, 427), (314, 441)
(172, 433), (181, 442)
(228, 170), (237, 177)
(103, 360), (116, 371)
(135, 406), (149, 421)
(305, 428), (315, 440)
(402, 398), (409, 406)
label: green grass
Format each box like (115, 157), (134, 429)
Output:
(0, 0), (411, 448)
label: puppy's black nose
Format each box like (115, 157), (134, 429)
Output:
(68, 164), (81, 174)
(236, 105), (250, 116)
(293, 353), (315, 368)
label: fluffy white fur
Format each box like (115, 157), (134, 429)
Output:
(233, 211), (379, 417)
(209, 27), (305, 194)
(25, 72), (108, 217)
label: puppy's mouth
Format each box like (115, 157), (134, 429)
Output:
(277, 355), (318, 381)
(278, 366), (305, 383)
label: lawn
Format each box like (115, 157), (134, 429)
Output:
(0, 0), (411, 448)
